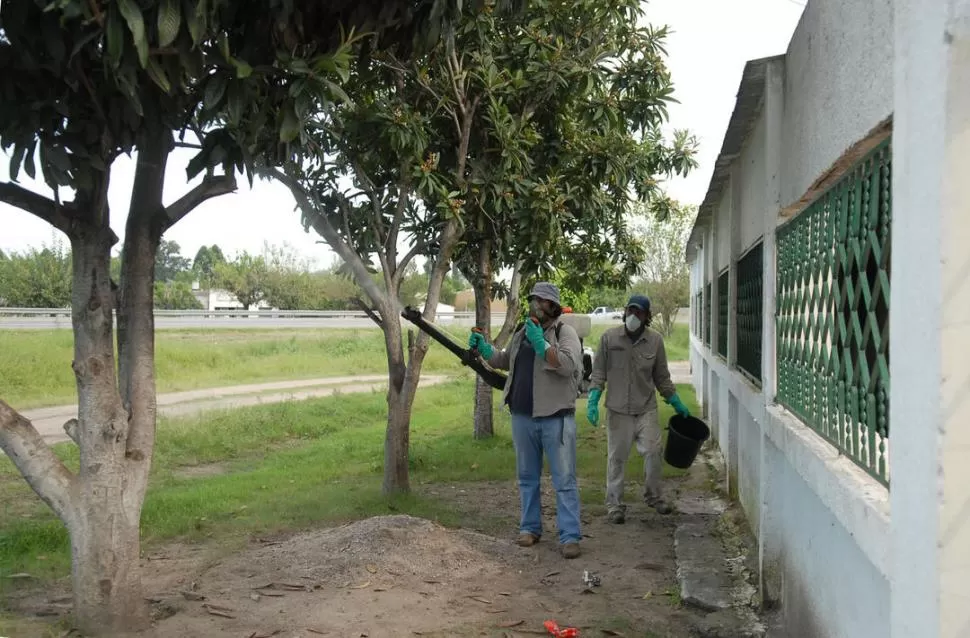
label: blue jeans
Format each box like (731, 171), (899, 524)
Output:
(510, 412), (582, 544)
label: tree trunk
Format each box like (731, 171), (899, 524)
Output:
(69, 221), (150, 633)
(472, 240), (494, 439)
(494, 260), (524, 348)
(382, 312), (411, 494)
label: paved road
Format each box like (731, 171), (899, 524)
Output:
(21, 374), (450, 447)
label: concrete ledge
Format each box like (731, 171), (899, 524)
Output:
(690, 340), (892, 580)
(763, 405), (891, 579)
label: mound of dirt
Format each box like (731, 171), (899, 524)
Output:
(146, 515), (540, 637)
(209, 514), (525, 587)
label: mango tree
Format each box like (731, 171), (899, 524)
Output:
(450, 0), (699, 438)
(267, 0), (546, 493)
(0, 0), (471, 631)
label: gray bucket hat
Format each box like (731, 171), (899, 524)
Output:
(528, 282), (561, 307)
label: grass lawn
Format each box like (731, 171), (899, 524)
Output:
(0, 323), (689, 409)
(0, 378), (699, 585)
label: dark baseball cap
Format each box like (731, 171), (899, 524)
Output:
(626, 294), (651, 311)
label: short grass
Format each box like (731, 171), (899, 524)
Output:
(0, 323), (689, 409)
(0, 379), (699, 586)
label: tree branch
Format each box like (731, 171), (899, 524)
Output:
(0, 400), (77, 523)
(353, 297), (384, 328)
(394, 240), (426, 288)
(386, 161), (412, 260)
(260, 167), (391, 313)
(163, 175), (237, 230)
(351, 161), (390, 253)
(0, 181), (73, 236)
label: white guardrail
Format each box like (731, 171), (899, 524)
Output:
(0, 308), (478, 319)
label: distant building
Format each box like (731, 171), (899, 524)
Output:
(190, 282), (275, 312)
(452, 289), (508, 314)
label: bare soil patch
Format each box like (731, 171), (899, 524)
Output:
(4, 477), (717, 637)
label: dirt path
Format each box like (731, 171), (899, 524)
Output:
(20, 362), (691, 448)
(21, 374), (451, 446)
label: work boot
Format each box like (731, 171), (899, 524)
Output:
(517, 533), (539, 547)
(561, 543), (581, 559)
(647, 497), (674, 515)
(607, 510), (626, 525)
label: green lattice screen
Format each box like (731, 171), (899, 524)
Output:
(717, 270), (729, 358)
(736, 242), (763, 383)
(776, 138), (891, 485)
(704, 283), (711, 345)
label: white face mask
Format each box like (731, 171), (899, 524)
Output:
(625, 314), (642, 333)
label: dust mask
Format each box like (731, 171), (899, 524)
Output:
(624, 314), (642, 333)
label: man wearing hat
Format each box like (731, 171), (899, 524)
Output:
(468, 282), (585, 558)
(586, 294), (690, 522)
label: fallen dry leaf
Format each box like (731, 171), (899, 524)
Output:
(255, 590), (284, 598)
(248, 631), (281, 638)
(544, 570), (561, 578)
(203, 608), (234, 619)
(600, 630), (627, 637)
(373, 586), (394, 592)
(250, 592), (261, 602)
(305, 628), (328, 635)
(498, 592), (512, 596)
(468, 596), (492, 604)
(273, 582), (307, 591)
(350, 581), (371, 590)
(365, 564), (378, 574)
(423, 579), (441, 584)
(202, 603), (235, 613)
(486, 609), (509, 614)
(497, 620), (525, 628)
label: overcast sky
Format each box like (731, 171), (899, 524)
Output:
(0, 0), (804, 267)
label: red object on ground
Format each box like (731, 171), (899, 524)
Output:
(562, 306), (573, 313)
(544, 619), (580, 637)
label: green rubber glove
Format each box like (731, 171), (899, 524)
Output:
(667, 392), (690, 418)
(468, 332), (494, 359)
(587, 388), (602, 427)
(524, 319), (547, 357)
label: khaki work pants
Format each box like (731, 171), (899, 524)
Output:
(605, 408), (662, 514)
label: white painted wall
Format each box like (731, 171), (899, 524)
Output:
(739, 111), (768, 253)
(715, 185), (732, 271)
(781, 0), (894, 209)
(685, 2), (901, 635)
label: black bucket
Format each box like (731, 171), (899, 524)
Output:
(664, 415), (711, 469)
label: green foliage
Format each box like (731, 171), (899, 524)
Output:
(153, 280), (203, 310)
(452, 0), (699, 298)
(630, 201), (695, 336)
(213, 251), (270, 309)
(518, 269), (591, 315)
(191, 244), (226, 284)
(154, 239), (192, 282)
(0, 242), (73, 308)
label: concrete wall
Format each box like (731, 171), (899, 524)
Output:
(739, 112), (768, 252)
(781, 0), (894, 209)
(687, 2), (898, 635)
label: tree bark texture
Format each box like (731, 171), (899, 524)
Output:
(472, 240), (494, 439)
(0, 128), (234, 634)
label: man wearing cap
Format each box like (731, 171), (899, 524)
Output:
(468, 282), (585, 558)
(586, 294), (690, 522)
